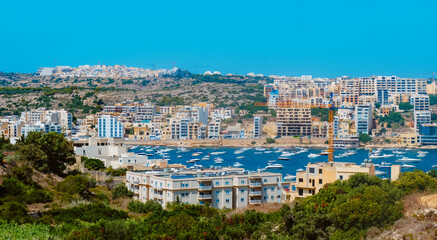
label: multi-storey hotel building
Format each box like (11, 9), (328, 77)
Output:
(126, 168), (282, 209)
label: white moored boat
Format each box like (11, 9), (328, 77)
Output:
(265, 163), (284, 170)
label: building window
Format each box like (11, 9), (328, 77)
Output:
(339, 175), (343, 180)
(216, 191), (219, 195)
(298, 189), (303, 196)
(319, 169), (323, 174)
(271, 187), (274, 191)
(299, 178), (303, 182)
(309, 168), (315, 173)
(264, 188), (267, 191)
(263, 179), (267, 183)
(215, 181), (219, 186)
(241, 198), (244, 202)
(226, 199), (230, 203)
(225, 181), (229, 185)
(319, 179), (323, 184)
(241, 180), (245, 184)
(226, 190), (230, 195)
(264, 196), (267, 200)
(241, 189), (244, 193)
(271, 196), (274, 199)
(216, 199), (219, 203)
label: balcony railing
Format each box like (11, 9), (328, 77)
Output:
(249, 182), (262, 187)
(198, 194), (212, 199)
(249, 191), (262, 196)
(249, 200), (262, 204)
(198, 185), (212, 190)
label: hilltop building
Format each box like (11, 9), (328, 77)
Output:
(126, 168), (282, 209)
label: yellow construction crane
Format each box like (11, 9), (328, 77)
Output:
(255, 93), (338, 162)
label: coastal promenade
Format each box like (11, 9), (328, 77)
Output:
(121, 138), (437, 149)
(123, 137), (328, 148)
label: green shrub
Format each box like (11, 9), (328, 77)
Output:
(0, 202), (31, 224)
(266, 138), (275, 144)
(105, 167), (127, 176)
(83, 157), (105, 171)
(111, 183), (134, 199)
(127, 200), (162, 213)
(43, 203), (128, 224)
(398, 170), (437, 193)
(56, 175), (92, 196)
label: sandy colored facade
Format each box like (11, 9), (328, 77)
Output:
(286, 162), (375, 202)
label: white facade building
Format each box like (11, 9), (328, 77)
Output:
(98, 115), (124, 138)
(126, 168), (282, 209)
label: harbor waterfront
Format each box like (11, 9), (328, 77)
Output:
(128, 145), (437, 180)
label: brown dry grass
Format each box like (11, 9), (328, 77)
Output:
(419, 194), (437, 208)
(230, 203), (289, 215)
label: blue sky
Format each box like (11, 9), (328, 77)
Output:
(0, 0), (436, 78)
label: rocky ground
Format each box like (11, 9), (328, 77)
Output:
(369, 193), (437, 240)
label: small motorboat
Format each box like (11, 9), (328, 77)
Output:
(283, 174), (296, 181)
(236, 156), (245, 159)
(308, 153), (320, 158)
(265, 163), (284, 170)
(296, 168), (304, 172)
(186, 159), (200, 163)
(401, 164), (415, 168)
(210, 151), (225, 155)
(233, 162), (244, 167)
(319, 150), (329, 156)
(379, 162), (392, 168)
(375, 170), (387, 175)
(396, 157), (421, 163)
(278, 157), (290, 161)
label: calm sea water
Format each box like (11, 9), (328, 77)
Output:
(129, 146), (437, 179)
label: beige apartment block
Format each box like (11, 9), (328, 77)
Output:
(286, 162), (375, 202)
(276, 108), (311, 137)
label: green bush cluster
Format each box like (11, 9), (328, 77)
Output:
(127, 200), (162, 213)
(111, 183), (134, 199)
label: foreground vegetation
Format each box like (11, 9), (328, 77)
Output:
(0, 133), (437, 239)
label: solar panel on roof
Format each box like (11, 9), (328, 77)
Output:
(170, 175), (195, 179)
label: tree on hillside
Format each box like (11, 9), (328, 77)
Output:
(358, 133), (372, 143)
(18, 132), (75, 176)
(398, 102), (414, 111)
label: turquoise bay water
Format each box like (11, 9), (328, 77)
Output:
(130, 146), (437, 179)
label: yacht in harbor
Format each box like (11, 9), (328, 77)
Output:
(283, 174), (296, 181)
(233, 162), (244, 167)
(396, 157), (421, 163)
(265, 163), (284, 170)
(369, 153), (394, 159)
(210, 151), (226, 155)
(278, 157), (290, 161)
(401, 164), (415, 168)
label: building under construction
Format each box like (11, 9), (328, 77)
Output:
(276, 107), (312, 137)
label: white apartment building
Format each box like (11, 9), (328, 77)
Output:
(208, 115), (221, 139)
(98, 115), (124, 138)
(126, 168), (282, 209)
(253, 116), (262, 138)
(410, 94), (430, 111)
(20, 109), (72, 131)
(355, 104), (373, 134)
(135, 105), (156, 122)
(414, 111), (431, 134)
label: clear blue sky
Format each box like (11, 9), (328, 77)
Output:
(0, 0), (436, 78)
